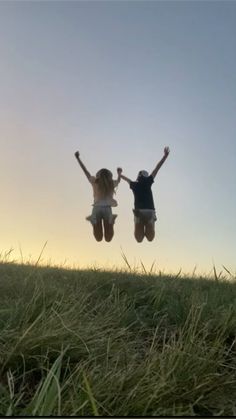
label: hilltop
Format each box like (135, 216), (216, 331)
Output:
(0, 262), (236, 416)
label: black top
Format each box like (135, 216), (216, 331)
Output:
(130, 175), (155, 210)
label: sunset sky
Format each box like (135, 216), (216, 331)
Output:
(1, 0), (235, 275)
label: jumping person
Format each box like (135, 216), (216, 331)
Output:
(119, 147), (170, 242)
(74, 151), (121, 242)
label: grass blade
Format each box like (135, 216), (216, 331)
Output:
(83, 372), (99, 416)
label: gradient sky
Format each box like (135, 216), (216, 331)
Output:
(1, 0), (235, 275)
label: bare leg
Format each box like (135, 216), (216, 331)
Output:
(145, 222), (155, 241)
(103, 219), (114, 242)
(134, 222), (145, 242)
(93, 220), (103, 241)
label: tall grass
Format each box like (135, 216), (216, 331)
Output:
(0, 261), (236, 416)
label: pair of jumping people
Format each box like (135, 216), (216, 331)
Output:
(74, 146), (170, 242)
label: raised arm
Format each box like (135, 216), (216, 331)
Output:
(120, 172), (132, 185)
(114, 167), (123, 186)
(74, 151), (92, 181)
(151, 146), (170, 179)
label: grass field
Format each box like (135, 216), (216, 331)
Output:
(0, 261), (236, 416)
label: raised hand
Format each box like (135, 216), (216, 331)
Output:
(164, 146), (170, 157)
(117, 167), (123, 174)
(74, 151), (80, 159)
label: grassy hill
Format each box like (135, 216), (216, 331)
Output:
(0, 261), (236, 416)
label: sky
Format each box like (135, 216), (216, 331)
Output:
(0, 0), (235, 275)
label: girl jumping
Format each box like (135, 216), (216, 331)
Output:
(119, 147), (170, 242)
(74, 151), (121, 242)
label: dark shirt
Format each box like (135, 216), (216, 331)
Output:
(130, 175), (155, 210)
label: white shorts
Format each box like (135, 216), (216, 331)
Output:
(133, 209), (157, 225)
(86, 205), (117, 226)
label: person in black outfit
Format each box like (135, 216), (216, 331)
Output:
(118, 147), (170, 242)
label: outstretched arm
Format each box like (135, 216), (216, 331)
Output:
(120, 173), (132, 185)
(151, 146), (170, 179)
(74, 151), (91, 181)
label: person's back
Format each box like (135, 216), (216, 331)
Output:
(90, 168), (118, 207)
(130, 174), (155, 210)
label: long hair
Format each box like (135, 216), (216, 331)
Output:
(95, 168), (115, 197)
